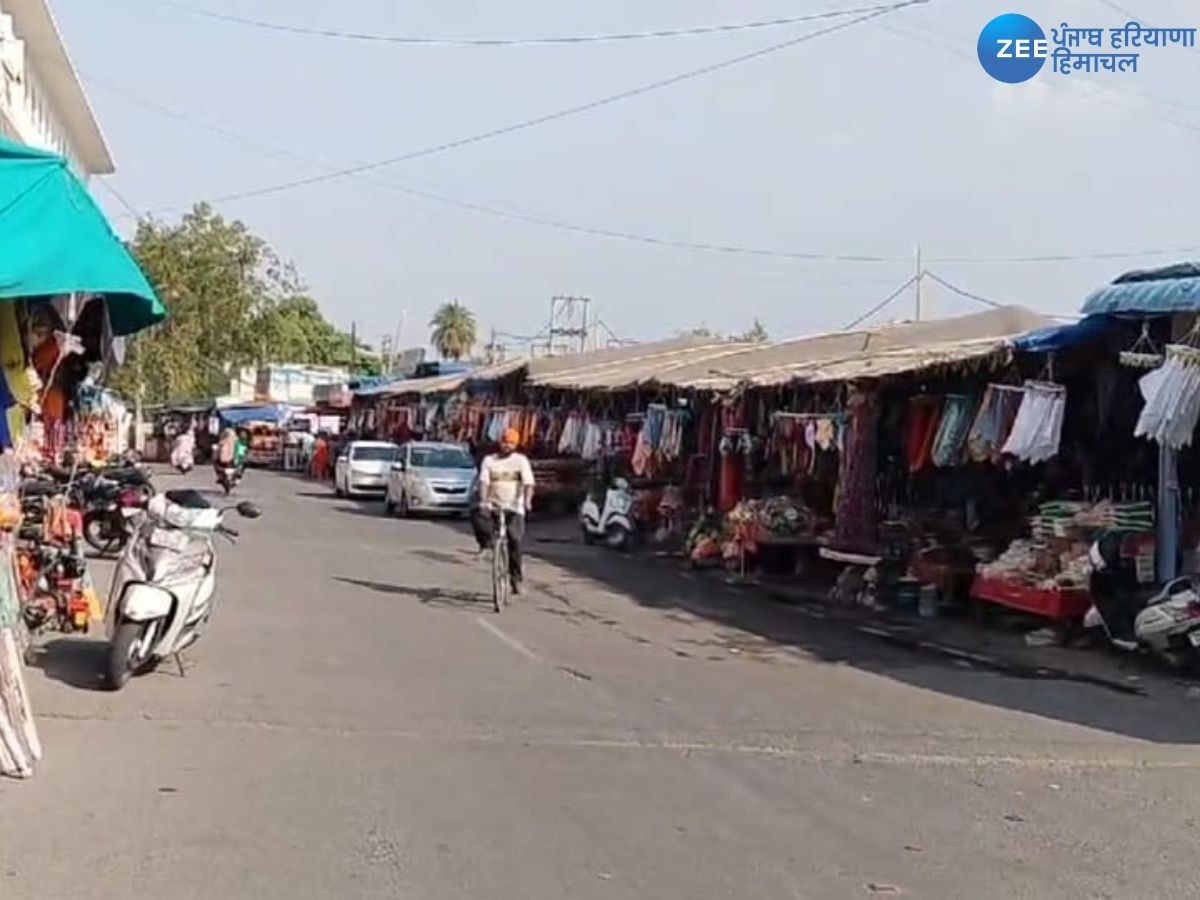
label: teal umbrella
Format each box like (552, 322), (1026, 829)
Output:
(0, 137), (164, 335)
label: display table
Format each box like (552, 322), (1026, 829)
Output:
(970, 575), (1091, 623)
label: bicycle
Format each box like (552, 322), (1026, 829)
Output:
(490, 507), (510, 613)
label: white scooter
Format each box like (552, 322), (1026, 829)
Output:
(580, 477), (635, 551)
(1085, 535), (1200, 670)
(104, 490), (261, 689)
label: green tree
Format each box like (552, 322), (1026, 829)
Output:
(738, 319), (769, 343)
(110, 203), (371, 402)
(429, 301), (477, 360)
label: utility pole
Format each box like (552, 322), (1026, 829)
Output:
(485, 327), (499, 364)
(546, 296), (592, 355)
(914, 245), (924, 322)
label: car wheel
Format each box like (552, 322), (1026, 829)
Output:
(384, 492), (396, 516)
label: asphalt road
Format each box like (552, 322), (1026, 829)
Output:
(3, 470), (1200, 899)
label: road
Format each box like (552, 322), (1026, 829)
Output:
(3, 470), (1200, 899)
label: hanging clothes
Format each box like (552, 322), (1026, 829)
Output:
(1002, 381), (1067, 463)
(966, 385), (1022, 463)
(905, 396), (941, 472)
(931, 394), (975, 468)
(1134, 345), (1200, 450)
(832, 388), (878, 553)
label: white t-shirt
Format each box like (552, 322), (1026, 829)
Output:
(479, 452), (535, 514)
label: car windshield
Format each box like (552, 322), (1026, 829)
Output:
(410, 447), (473, 469)
(351, 446), (397, 462)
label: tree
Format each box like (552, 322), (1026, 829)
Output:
(429, 301), (477, 360)
(739, 319), (769, 343)
(110, 203), (370, 403)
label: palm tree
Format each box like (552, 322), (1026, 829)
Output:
(429, 301), (477, 360)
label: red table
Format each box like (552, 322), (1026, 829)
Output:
(970, 575), (1092, 623)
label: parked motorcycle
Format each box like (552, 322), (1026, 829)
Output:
(580, 477), (635, 550)
(1085, 534), (1200, 670)
(80, 472), (153, 555)
(105, 490), (261, 689)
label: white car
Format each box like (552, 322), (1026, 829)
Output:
(334, 441), (399, 498)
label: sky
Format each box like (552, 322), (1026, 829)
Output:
(47, 0), (1200, 352)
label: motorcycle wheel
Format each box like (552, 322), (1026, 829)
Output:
(605, 524), (631, 552)
(107, 621), (154, 690)
(581, 525), (597, 545)
(83, 513), (121, 555)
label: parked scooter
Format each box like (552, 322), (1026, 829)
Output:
(104, 490), (261, 689)
(1085, 534), (1200, 671)
(580, 477), (635, 550)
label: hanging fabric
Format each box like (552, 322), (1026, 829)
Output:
(965, 385), (1022, 463)
(931, 394), (975, 468)
(904, 396), (941, 472)
(832, 388), (878, 553)
(1134, 344), (1200, 449)
(1002, 381), (1066, 463)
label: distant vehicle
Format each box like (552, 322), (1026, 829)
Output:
(335, 441), (399, 498)
(384, 441), (475, 517)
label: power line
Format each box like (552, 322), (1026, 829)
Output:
(94, 177), (143, 219)
(923, 271), (1006, 309)
(95, 73), (1200, 268)
(125, 0), (928, 216)
(841, 275), (918, 329)
(148, 0), (906, 47)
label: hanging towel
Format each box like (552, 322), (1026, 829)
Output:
(1002, 382), (1066, 463)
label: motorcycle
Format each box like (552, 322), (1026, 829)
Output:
(215, 464), (242, 495)
(580, 477), (635, 551)
(81, 475), (152, 555)
(104, 490), (261, 689)
(1085, 534), (1200, 670)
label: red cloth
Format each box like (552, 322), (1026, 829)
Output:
(905, 397), (941, 473)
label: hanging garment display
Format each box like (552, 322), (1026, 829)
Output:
(965, 385), (1023, 463)
(1002, 381), (1066, 464)
(931, 394), (975, 468)
(905, 396), (941, 472)
(1134, 344), (1200, 450)
(832, 388), (878, 552)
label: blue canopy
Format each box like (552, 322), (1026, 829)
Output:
(218, 404), (290, 425)
(1010, 314), (1117, 354)
(1081, 263), (1200, 316)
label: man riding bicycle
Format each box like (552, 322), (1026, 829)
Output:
(472, 428), (534, 594)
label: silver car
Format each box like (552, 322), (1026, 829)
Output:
(384, 441), (476, 517)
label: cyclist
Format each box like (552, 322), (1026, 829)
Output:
(473, 428), (535, 594)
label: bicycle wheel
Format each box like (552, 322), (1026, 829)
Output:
(492, 541), (509, 612)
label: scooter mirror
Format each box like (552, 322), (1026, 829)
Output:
(236, 501), (263, 519)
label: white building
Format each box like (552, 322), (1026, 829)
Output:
(0, 0), (111, 178)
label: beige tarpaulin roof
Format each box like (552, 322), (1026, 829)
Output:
(373, 307), (1053, 397)
(527, 306), (1053, 392)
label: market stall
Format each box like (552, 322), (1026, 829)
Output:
(0, 137), (164, 776)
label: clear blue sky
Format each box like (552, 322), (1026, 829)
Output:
(54, 0), (1200, 349)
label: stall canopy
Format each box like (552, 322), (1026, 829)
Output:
(1081, 263), (1200, 316)
(0, 137), (164, 335)
(218, 403), (290, 426)
(523, 307), (1052, 392)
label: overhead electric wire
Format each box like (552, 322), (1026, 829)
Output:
(124, 0), (927, 216)
(93, 72), (1200, 268)
(94, 177), (144, 219)
(841, 275), (918, 329)
(149, 0), (904, 47)
(923, 271), (1007, 309)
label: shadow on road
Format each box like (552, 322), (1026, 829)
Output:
(313, 491), (1200, 745)
(26, 637), (109, 691)
(332, 576), (488, 611)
